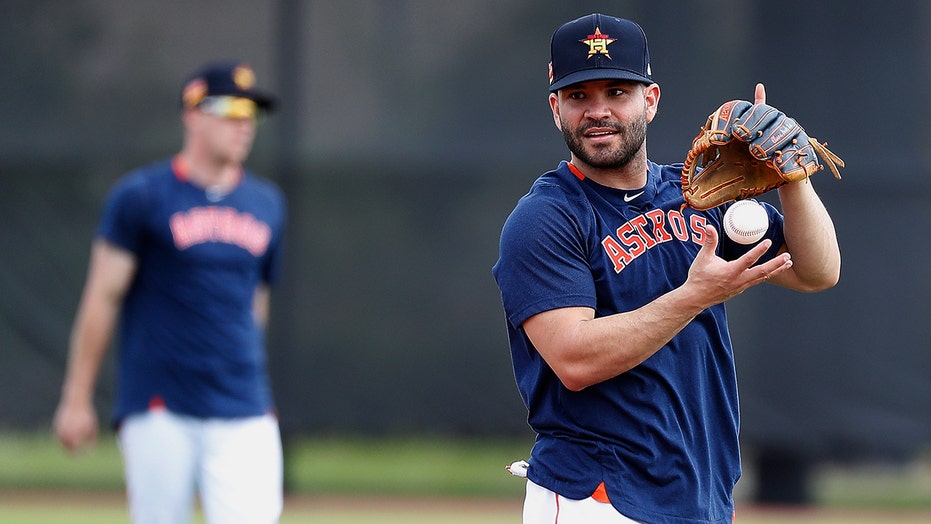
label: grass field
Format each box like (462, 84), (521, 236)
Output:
(1, 432), (929, 523)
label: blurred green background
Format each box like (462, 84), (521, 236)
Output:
(2, 433), (930, 507)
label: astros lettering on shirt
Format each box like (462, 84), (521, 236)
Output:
(97, 155), (286, 425)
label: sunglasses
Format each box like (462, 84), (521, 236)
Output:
(197, 96), (259, 120)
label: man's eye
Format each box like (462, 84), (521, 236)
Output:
(568, 91), (585, 100)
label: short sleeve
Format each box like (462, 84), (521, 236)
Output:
(260, 188), (287, 286)
(493, 186), (597, 328)
(97, 172), (151, 254)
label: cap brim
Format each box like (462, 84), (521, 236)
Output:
(242, 91), (275, 111)
(207, 87), (276, 111)
(549, 68), (653, 92)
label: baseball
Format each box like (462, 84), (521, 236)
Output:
(723, 200), (769, 244)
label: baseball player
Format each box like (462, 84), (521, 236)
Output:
(493, 14), (841, 524)
(53, 61), (286, 524)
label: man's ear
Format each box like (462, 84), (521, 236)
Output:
(549, 92), (562, 130)
(644, 83), (661, 123)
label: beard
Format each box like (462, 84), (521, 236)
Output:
(561, 112), (648, 170)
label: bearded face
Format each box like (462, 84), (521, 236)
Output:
(560, 108), (648, 170)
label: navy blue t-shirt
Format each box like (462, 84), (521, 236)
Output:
(493, 160), (784, 524)
(98, 156), (286, 425)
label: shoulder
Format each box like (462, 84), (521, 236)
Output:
(106, 159), (174, 204)
(651, 160), (686, 185)
(239, 172), (287, 232)
(499, 164), (595, 252)
(646, 160), (693, 208)
(241, 171), (285, 207)
(510, 163), (591, 221)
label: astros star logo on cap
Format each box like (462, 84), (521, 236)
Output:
(581, 27), (616, 59)
(232, 65), (256, 90)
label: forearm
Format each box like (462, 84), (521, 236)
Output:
(773, 180), (841, 291)
(560, 286), (708, 390)
(60, 240), (137, 407)
(59, 301), (118, 407)
(526, 280), (715, 391)
(53, 298), (118, 453)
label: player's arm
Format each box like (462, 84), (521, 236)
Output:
(766, 182), (840, 291)
(523, 226), (793, 391)
(749, 83), (840, 292)
(252, 283), (271, 330)
(53, 239), (137, 453)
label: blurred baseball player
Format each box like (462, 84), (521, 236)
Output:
(493, 14), (840, 523)
(53, 61), (286, 524)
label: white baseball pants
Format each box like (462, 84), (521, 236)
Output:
(522, 479), (643, 524)
(119, 408), (283, 524)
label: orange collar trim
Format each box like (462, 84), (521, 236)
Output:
(567, 162), (586, 181)
(172, 154), (191, 181)
(171, 154), (243, 187)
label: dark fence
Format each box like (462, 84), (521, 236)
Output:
(1, 1), (928, 475)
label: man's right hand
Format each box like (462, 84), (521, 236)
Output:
(53, 400), (99, 454)
(684, 224), (793, 309)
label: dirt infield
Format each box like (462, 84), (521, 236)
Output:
(3, 489), (931, 523)
(0, 489), (521, 524)
(0, 489), (520, 512)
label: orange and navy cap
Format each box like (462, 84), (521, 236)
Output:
(180, 60), (276, 111)
(548, 14), (653, 92)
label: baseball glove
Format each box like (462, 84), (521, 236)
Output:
(681, 100), (844, 210)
